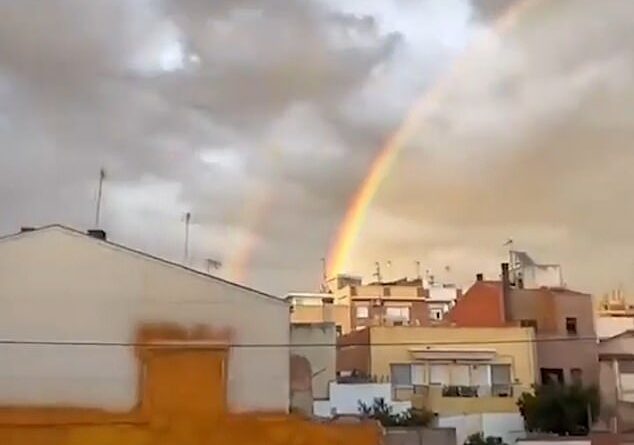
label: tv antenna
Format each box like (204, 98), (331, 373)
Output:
(95, 168), (106, 227)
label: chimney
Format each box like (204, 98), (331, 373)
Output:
(20, 227), (35, 233)
(87, 229), (107, 241)
(322, 296), (334, 323)
(476, 273), (484, 282)
(501, 263), (510, 323)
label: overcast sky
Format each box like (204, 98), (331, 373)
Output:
(1, 0), (632, 296)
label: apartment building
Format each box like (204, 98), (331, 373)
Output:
(598, 330), (634, 432)
(447, 263), (598, 385)
(337, 326), (537, 416)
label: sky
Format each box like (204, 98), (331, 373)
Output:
(0, 0), (632, 296)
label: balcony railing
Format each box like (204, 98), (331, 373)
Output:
(394, 384), (514, 400)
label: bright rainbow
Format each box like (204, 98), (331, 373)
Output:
(327, 0), (541, 278)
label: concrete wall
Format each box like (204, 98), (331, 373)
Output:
(595, 317), (634, 340)
(510, 289), (598, 384)
(0, 227), (290, 412)
(291, 322), (337, 400)
(438, 413), (525, 445)
(313, 382), (411, 417)
(291, 304), (351, 334)
(0, 335), (382, 445)
(384, 427), (456, 445)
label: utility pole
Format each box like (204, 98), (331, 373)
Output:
(183, 212), (191, 265)
(95, 168), (106, 227)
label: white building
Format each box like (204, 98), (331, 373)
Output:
(509, 250), (564, 289)
(0, 225), (290, 412)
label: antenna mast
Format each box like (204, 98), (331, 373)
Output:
(95, 168), (106, 227)
(184, 212), (191, 265)
(415, 261), (421, 280)
(320, 257), (327, 292)
(373, 261), (382, 283)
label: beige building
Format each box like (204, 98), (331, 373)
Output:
(0, 225), (290, 412)
(595, 289), (634, 339)
(330, 275), (431, 332)
(338, 326), (538, 416)
(290, 322), (337, 415)
(599, 330), (634, 433)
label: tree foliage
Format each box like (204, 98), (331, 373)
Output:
(517, 384), (600, 436)
(464, 432), (507, 445)
(358, 398), (434, 427)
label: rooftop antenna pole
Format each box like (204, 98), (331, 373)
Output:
(320, 257), (327, 292)
(373, 261), (382, 283)
(206, 258), (222, 273)
(415, 261), (421, 280)
(184, 212), (191, 265)
(95, 168), (106, 227)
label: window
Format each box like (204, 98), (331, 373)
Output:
(335, 325), (343, 336)
(520, 319), (538, 330)
(386, 306), (410, 321)
(356, 305), (369, 319)
(571, 368), (583, 385)
(350, 286), (357, 296)
(566, 317), (578, 335)
(430, 364), (450, 385)
(383, 287), (391, 297)
(390, 364), (412, 387)
(541, 368), (564, 385)
(491, 364), (512, 397)
(430, 310), (442, 321)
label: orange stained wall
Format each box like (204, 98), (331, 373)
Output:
(446, 281), (506, 327)
(0, 323), (381, 445)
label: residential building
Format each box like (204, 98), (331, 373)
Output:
(313, 381), (411, 418)
(509, 250), (564, 289)
(287, 292), (350, 335)
(337, 326), (538, 419)
(447, 264), (598, 385)
(0, 225), (290, 413)
(427, 283), (462, 322)
(290, 322), (337, 415)
(330, 276), (430, 332)
(599, 330), (634, 433)
(595, 290), (634, 339)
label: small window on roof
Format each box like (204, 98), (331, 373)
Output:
(566, 317), (578, 335)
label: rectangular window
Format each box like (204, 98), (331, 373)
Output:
(350, 286), (357, 296)
(391, 364), (412, 387)
(386, 306), (410, 321)
(520, 319), (538, 330)
(383, 287), (391, 297)
(491, 364), (512, 397)
(566, 317), (578, 335)
(356, 305), (369, 319)
(571, 368), (583, 385)
(335, 325), (343, 336)
(430, 364), (450, 385)
(541, 368), (565, 385)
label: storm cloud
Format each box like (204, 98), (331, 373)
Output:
(1, 0), (632, 296)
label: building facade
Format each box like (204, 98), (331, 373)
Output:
(598, 330), (634, 433)
(0, 225), (290, 413)
(337, 326), (538, 417)
(447, 265), (598, 385)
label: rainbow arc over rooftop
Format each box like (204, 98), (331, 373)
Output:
(326, 0), (542, 279)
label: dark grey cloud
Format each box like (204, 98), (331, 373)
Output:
(3, 0), (628, 297)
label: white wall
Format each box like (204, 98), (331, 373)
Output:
(313, 382), (411, 417)
(0, 227), (290, 412)
(438, 413), (525, 445)
(595, 317), (634, 339)
(291, 323), (336, 399)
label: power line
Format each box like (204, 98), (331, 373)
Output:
(0, 335), (599, 349)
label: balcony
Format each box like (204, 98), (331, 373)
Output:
(406, 384), (523, 415)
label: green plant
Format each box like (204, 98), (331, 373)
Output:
(358, 398), (433, 427)
(464, 432), (507, 445)
(517, 384), (600, 436)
